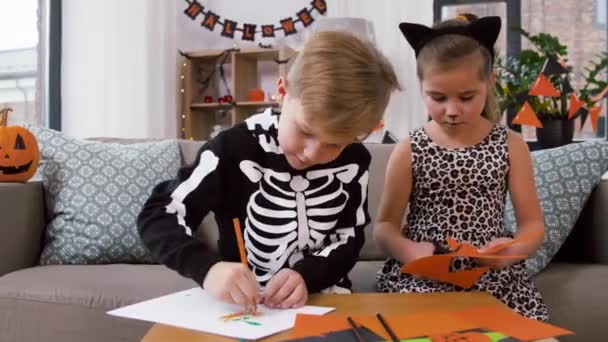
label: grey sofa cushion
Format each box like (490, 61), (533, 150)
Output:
(28, 126), (181, 265)
(505, 141), (608, 276)
(0, 265), (193, 342)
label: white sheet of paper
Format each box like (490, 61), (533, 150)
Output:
(107, 287), (334, 340)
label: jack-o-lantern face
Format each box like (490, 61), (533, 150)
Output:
(430, 331), (491, 342)
(0, 108), (40, 182)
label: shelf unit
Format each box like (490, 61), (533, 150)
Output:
(180, 47), (292, 140)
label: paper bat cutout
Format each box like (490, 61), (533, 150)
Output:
(401, 230), (542, 289)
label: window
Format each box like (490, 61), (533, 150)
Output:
(0, 0), (39, 125)
(0, 0), (59, 129)
(596, 0), (607, 27)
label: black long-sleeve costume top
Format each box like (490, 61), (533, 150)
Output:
(137, 108), (371, 293)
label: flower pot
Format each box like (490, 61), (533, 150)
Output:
(536, 118), (574, 149)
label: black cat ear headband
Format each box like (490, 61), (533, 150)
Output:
(398, 16), (501, 62)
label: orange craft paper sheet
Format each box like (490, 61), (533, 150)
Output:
(401, 230), (542, 289)
(289, 312), (478, 340)
(289, 314), (352, 339)
(452, 307), (573, 341)
(290, 307), (573, 341)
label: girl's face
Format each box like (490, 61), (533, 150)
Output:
(420, 60), (492, 131)
(277, 92), (352, 170)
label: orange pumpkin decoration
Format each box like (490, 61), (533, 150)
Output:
(0, 108), (40, 182)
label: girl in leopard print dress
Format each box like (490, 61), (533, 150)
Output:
(374, 15), (548, 321)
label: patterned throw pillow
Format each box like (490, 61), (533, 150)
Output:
(505, 141), (608, 276)
(28, 126), (181, 265)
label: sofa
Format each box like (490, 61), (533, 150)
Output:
(0, 140), (606, 342)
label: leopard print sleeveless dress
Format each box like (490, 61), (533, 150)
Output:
(376, 124), (548, 321)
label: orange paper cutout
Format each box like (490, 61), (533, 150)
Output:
(290, 314), (351, 339)
(568, 93), (585, 119)
(591, 85), (608, 103)
(290, 307), (573, 341)
(401, 230), (542, 289)
(588, 106), (602, 132)
(453, 307), (574, 340)
(528, 73), (561, 97)
(512, 102), (543, 128)
(290, 313), (480, 341)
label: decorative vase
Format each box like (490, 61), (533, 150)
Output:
(536, 118), (574, 149)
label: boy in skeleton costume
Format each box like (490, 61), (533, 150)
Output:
(138, 31), (400, 312)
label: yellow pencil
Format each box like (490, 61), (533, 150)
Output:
(233, 217), (258, 313)
(232, 218), (248, 267)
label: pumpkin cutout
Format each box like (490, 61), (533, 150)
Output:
(430, 331), (491, 342)
(0, 108), (40, 182)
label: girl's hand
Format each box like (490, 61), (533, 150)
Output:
(477, 238), (523, 269)
(478, 237), (513, 254)
(397, 239), (436, 264)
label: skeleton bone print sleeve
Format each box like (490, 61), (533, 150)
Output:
(138, 108), (371, 293)
(137, 136), (227, 286)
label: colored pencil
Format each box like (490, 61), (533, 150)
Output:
(346, 316), (366, 342)
(232, 218), (247, 267)
(376, 313), (399, 342)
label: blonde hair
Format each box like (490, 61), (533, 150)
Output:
(286, 31), (400, 139)
(416, 18), (501, 123)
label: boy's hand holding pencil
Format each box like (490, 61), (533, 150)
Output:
(201, 218), (260, 313)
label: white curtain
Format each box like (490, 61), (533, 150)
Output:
(327, 0), (433, 139)
(62, 0), (177, 139)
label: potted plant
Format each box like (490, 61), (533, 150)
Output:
(495, 28), (608, 148)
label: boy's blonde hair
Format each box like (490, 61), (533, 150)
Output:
(416, 18), (501, 123)
(286, 31), (400, 139)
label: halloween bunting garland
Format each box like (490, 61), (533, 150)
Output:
(183, 0), (327, 41)
(511, 56), (607, 132)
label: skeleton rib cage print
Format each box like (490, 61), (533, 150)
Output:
(240, 160), (367, 282)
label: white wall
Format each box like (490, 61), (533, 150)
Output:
(62, 1), (432, 139)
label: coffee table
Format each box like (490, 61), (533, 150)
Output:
(142, 291), (555, 341)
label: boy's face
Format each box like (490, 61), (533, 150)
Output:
(421, 60), (491, 131)
(277, 92), (354, 170)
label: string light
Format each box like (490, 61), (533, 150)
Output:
(180, 60), (188, 139)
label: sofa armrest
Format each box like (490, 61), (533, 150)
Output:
(555, 178), (608, 264)
(0, 181), (46, 277)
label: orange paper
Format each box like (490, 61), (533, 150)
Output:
(453, 307), (574, 341)
(589, 105), (603, 132)
(528, 73), (561, 97)
(512, 102), (543, 128)
(568, 93), (585, 119)
(290, 307), (573, 341)
(401, 231), (541, 289)
(290, 314), (351, 339)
